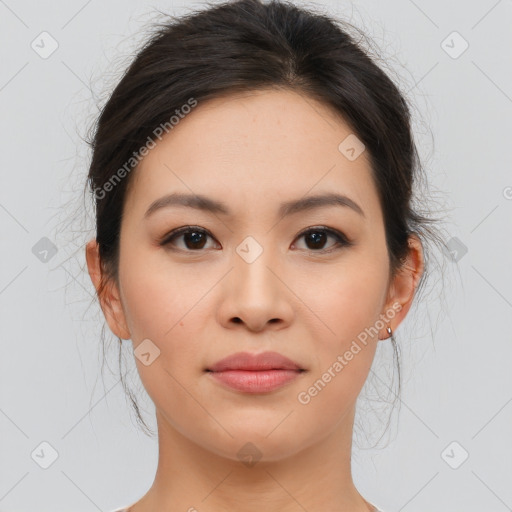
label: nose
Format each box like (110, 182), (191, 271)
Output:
(216, 249), (294, 333)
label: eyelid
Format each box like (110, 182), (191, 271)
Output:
(294, 225), (350, 243)
(158, 225), (218, 248)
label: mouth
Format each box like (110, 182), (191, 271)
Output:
(205, 351), (306, 393)
(206, 368), (305, 393)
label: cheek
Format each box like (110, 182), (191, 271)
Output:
(293, 278), (382, 429)
(333, 280), (384, 344)
(118, 255), (210, 425)
(118, 241), (199, 337)
(292, 257), (388, 399)
(117, 246), (210, 389)
(301, 258), (388, 345)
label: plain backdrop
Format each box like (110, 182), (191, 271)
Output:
(1, 0), (511, 511)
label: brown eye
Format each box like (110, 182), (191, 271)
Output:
(293, 227), (352, 253)
(160, 225), (352, 254)
(160, 227), (218, 251)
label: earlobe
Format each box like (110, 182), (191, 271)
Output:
(85, 238), (131, 340)
(378, 325), (393, 341)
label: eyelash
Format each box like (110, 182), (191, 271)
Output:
(159, 225), (353, 254)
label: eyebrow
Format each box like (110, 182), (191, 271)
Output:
(144, 192), (365, 219)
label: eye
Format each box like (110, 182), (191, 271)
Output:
(159, 225), (352, 253)
(159, 226), (218, 251)
(292, 226), (352, 253)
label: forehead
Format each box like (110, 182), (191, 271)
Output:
(124, 88), (381, 223)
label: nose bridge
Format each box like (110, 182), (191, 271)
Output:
(232, 233), (280, 299)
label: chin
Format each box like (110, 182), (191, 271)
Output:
(200, 423), (309, 464)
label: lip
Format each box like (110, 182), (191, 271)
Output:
(207, 351), (303, 372)
(206, 351), (305, 393)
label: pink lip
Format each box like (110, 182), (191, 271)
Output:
(206, 351), (305, 393)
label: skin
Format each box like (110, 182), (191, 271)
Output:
(86, 88), (424, 512)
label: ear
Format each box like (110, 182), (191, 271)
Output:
(85, 238), (131, 340)
(379, 233), (425, 340)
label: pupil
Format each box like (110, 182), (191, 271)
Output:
(186, 231), (206, 249)
(307, 232), (325, 249)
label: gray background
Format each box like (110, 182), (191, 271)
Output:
(1, 0), (511, 511)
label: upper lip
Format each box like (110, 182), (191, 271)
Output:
(207, 351), (303, 372)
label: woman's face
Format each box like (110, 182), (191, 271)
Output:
(89, 88), (412, 462)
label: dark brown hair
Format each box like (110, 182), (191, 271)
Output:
(84, 0), (448, 439)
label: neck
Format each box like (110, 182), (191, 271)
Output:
(132, 407), (374, 512)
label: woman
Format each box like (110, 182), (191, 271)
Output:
(84, 0), (443, 510)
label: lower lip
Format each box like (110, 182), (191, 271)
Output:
(208, 369), (302, 393)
